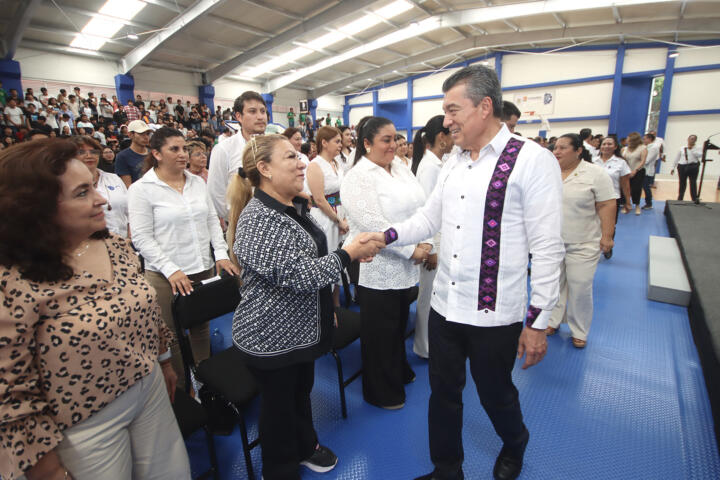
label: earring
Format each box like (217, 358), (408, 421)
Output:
(440, 143), (446, 149)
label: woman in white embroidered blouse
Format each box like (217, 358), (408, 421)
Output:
(128, 127), (240, 388)
(336, 125), (354, 173)
(308, 126), (349, 307)
(341, 116), (431, 409)
(410, 115), (453, 359)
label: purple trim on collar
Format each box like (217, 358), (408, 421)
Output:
(477, 137), (524, 311)
(384, 228), (398, 245)
(526, 305), (542, 327)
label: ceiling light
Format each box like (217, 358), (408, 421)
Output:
(127, 32), (139, 40)
(668, 51), (679, 58)
(70, 0), (147, 51)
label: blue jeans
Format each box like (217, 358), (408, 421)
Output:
(643, 174), (654, 206)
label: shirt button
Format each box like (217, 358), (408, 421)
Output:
(453, 254), (457, 258)
(461, 195), (465, 199)
(467, 165), (472, 169)
(484, 309), (489, 313)
(456, 225), (460, 229)
(451, 282), (455, 285)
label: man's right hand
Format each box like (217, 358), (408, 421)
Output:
(168, 270), (193, 296)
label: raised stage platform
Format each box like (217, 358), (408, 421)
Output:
(665, 200), (720, 454)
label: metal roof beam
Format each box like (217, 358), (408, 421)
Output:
(552, 12), (566, 29)
(206, 14), (273, 37)
(238, 0), (303, 21)
(311, 17), (719, 98)
(45, 1), (159, 31)
(206, 0), (376, 83)
(121, 0), (226, 73)
(612, 5), (623, 23)
(3, 0), (41, 59)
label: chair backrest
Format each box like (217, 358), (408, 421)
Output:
(173, 275), (241, 331)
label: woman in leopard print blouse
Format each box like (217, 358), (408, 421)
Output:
(0, 139), (191, 479)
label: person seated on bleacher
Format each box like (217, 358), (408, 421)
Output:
(0, 138), (191, 480)
(226, 134), (383, 480)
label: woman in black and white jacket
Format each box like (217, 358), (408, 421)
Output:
(226, 134), (383, 480)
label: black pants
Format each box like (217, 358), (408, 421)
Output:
(678, 163), (699, 201)
(629, 168), (645, 205)
(428, 309), (528, 480)
(247, 361), (318, 480)
(358, 286), (414, 407)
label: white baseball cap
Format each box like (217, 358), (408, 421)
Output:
(127, 120), (151, 133)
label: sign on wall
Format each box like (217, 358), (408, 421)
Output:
(514, 90), (555, 117)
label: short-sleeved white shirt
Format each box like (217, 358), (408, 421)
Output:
(561, 160), (617, 244)
(594, 155), (631, 198)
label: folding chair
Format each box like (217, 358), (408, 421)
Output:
(171, 387), (219, 480)
(172, 275), (259, 480)
(330, 307), (363, 419)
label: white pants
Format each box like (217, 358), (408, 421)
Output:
(414, 264), (437, 358)
(548, 242), (601, 341)
(55, 362), (191, 480)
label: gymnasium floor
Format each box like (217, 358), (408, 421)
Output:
(188, 199), (720, 479)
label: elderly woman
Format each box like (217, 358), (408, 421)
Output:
(185, 140), (209, 182)
(545, 134), (616, 348)
(0, 139), (190, 480)
(128, 127), (239, 390)
(69, 135), (129, 238)
(226, 134), (382, 480)
(341, 116), (431, 409)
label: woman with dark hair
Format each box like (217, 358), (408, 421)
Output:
(70, 135), (129, 238)
(99, 145), (115, 172)
(621, 132), (648, 215)
(225, 134), (382, 479)
(308, 126), (348, 306)
(283, 127), (312, 200)
(342, 116), (431, 409)
(545, 134), (616, 348)
(128, 127), (239, 389)
(411, 115), (453, 358)
(336, 125), (354, 172)
(0, 139), (190, 480)
(594, 136), (631, 259)
(395, 134), (410, 168)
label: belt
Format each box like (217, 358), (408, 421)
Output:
(312, 191), (341, 211)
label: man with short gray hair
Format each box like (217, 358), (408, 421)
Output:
(374, 65), (564, 480)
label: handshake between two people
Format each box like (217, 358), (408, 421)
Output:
(342, 232), (436, 270)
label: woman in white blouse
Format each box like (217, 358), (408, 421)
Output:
(546, 134), (616, 348)
(621, 132), (648, 215)
(594, 136), (631, 259)
(71, 135), (129, 238)
(128, 127), (239, 388)
(395, 134), (410, 168)
(341, 116), (431, 409)
(336, 125), (354, 173)
(410, 115), (453, 359)
(307, 126), (349, 306)
(283, 127), (312, 201)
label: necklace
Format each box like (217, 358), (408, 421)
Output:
(73, 241), (91, 257)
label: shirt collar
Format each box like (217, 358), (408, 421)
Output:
(424, 149), (442, 166)
(254, 187), (309, 216)
(459, 123), (512, 162)
(140, 167), (195, 186)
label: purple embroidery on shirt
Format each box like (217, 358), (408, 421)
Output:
(384, 228), (398, 245)
(478, 138), (524, 312)
(526, 305), (541, 327)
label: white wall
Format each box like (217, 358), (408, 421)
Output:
(516, 119), (610, 139)
(16, 48), (119, 87)
(378, 82), (407, 102)
(669, 70), (720, 111)
(675, 45), (720, 68)
(662, 114), (720, 176)
(503, 81), (613, 119)
(348, 92), (372, 105)
(349, 106), (372, 126)
(623, 48), (667, 73)
(213, 78), (262, 110)
(317, 94), (344, 112)
(413, 68), (461, 97)
(412, 99), (443, 127)
(502, 50), (616, 87)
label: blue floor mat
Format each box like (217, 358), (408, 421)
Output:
(187, 201), (720, 479)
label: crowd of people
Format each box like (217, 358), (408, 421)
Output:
(0, 66), (710, 480)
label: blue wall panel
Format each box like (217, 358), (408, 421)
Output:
(616, 76), (652, 138)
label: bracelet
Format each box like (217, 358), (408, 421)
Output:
(158, 350), (172, 362)
(64, 470), (69, 479)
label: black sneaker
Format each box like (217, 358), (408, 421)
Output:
(642, 204), (653, 210)
(301, 444), (338, 473)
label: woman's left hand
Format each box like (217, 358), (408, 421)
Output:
(600, 236), (614, 253)
(216, 259), (240, 276)
(160, 361), (177, 403)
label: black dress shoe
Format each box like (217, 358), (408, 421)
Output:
(493, 434), (529, 480)
(414, 474), (435, 480)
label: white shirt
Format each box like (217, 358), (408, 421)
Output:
(415, 149), (443, 197)
(93, 131), (106, 145)
(341, 157), (429, 290)
(584, 141), (599, 160)
(97, 170), (128, 237)
(644, 143), (660, 173)
(4, 106), (23, 125)
(594, 155), (631, 198)
(673, 145), (702, 168)
(207, 132), (246, 220)
(391, 125), (564, 330)
(335, 151), (354, 173)
(128, 168), (229, 278)
(76, 121), (94, 130)
(561, 161), (616, 244)
(42, 110), (58, 129)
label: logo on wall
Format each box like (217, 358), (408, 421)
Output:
(544, 93), (553, 105)
(514, 90), (555, 117)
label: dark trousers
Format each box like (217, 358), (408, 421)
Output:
(428, 309), (528, 480)
(629, 168), (645, 205)
(677, 163), (699, 201)
(247, 362), (318, 480)
(358, 286), (414, 407)
(642, 174), (654, 206)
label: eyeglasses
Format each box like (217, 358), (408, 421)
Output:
(77, 149), (101, 157)
(190, 151), (207, 157)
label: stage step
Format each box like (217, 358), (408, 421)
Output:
(648, 236), (692, 306)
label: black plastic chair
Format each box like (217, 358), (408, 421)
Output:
(330, 307), (363, 419)
(171, 387), (219, 480)
(172, 275), (259, 480)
